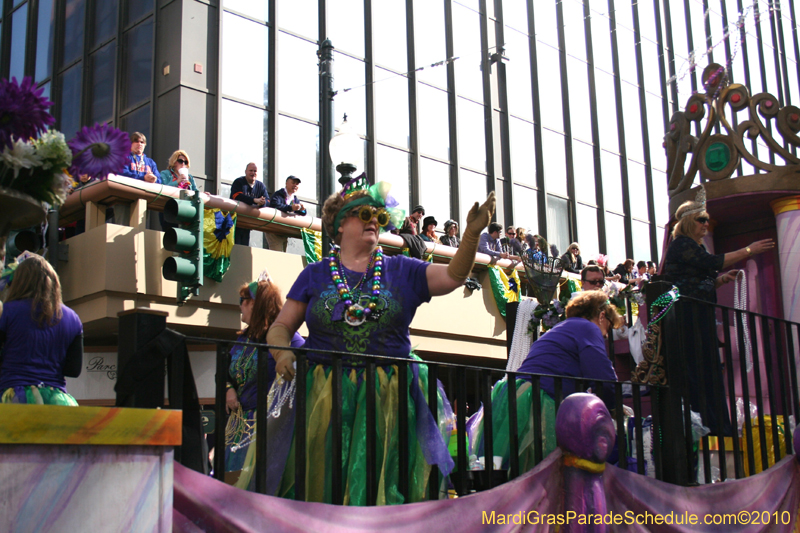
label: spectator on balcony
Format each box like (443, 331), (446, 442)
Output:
(635, 260), (648, 279)
(474, 291), (622, 471)
(440, 219), (460, 248)
(420, 216), (440, 244)
(647, 261), (656, 277)
(664, 197), (774, 435)
(267, 177), (496, 504)
(266, 175), (307, 252)
(0, 254), (83, 406)
(120, 132), (160, 184)
(230, 162), (268, 246)
(515, 227), (528, 253)
(224, 273), (304, 489)
(500, 226), (523, 258)
(523, 233), (548, 264)
(479, 222), (510, 260)
(398, 205), (425, 235)
(580, 265), (606, 291)
(613, 259), (635, 284)
(560, 242), (584, 274)
(160, 150), (198, 191)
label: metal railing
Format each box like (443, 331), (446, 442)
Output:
(186, 335), (659, 503)
(646, 281), (800, 485)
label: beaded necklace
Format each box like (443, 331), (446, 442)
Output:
(329, 245), (383, 327)
(647, 286), (680, 326)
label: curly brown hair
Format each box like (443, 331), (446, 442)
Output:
(238, 281), (283, 341)
(565, 291), (623, 329)
(320, 189), (370, 243)
(5, 254), (63, 327)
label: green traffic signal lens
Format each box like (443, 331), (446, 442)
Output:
(164, 198), (198, 224)
(163, 227), (197, 253)
(162, 256), (197, 282)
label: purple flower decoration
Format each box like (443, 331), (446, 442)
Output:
(68, 123), (130, 179)
(0, 77), (55, 149)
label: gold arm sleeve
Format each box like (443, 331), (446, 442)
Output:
(266, 322), (295, 363)
(447, 192), (496, 282)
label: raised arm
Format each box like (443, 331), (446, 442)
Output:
(268, 298), (308, 381)
(721, 239), (774, 269)
(428, 192), (496, 297)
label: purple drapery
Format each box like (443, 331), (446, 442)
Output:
(174, 450), (563, 532)
(604, 456), (800, 532)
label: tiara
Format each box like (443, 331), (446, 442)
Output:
(679, 186), (707, 219)
(340, 173), (369, 200)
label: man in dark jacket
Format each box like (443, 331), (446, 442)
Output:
(230, 162), (268, 246)
(267, 175), (307, 251)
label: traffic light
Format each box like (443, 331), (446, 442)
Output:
(162, 190), (204, 304)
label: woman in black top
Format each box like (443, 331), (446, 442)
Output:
(664, 196), (773, 435)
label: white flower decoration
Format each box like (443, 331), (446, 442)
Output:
(1, 138), (43, 178)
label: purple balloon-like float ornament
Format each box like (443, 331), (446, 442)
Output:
(555, 393), (616, 533)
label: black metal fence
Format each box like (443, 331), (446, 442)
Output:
(190, 336), (660, 503)
(646, 281), (800, 485)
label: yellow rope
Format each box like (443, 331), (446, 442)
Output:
(563, 453), (606, 474)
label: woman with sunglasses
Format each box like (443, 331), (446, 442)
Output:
(267, 175), (495, 504)
(224, 273), (304, 490)
(664, 192), (773, 435)
(160, 150), (198, 191)
(559, 242), (584, 274)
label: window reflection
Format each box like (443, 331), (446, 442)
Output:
(546, 194), (570, 255)
(509, 117), (535, 187)
(604, 212), (626, 266)
(590, 9), (613, 74)
(417, 83), (450, 161)
(576, 203), (599, 259)
(224, 0), (268, 23)
(125, 0), (153, 28)
(594, 69), (618, 153)
(58, 64), (83, 139)
(562, 0), (586, 62)
(414, 0), (447, 88)
(505, 28), (533, 121)
(640, 40), (660, 94)
(572, 140), (595, 205)
(418, 157), (452, 227)
(632, 220), (651, 261)
(373, 0), (406, 71)
(119, 104), (150, 142)
(646, 92), (667, 172)
(600, 149), (623, 213)
(501, 0), (529, 34)
(90, 42), (116, 124)
(536, 44), (563, 132)
(328, 0), (364, 57)
(219, 99), (266, 183)
(277, 0), (316, 38)
(122, 19), (154, 110)
(9, 4), (28, 81)
(459, 168), (486, 231)
(277, 33), (318, 121)
(332, 52), (366, 137)
(457, 97), (486, 171)
(533, 0), (558, 47)
(376, 145), (410, 212)
(36, 0), (56, 82)
(541, 128), (567, 197)
(652, 169), (668, 227)
(278, 115), (319, 202)
(452, 4), (484, 102)
(512, 184), (539, 234)
(567, 57), (591, 143)
(374, 70), (409, 148)
(221, 13), (267, 106)
(62, 0), (85, 67)
(616, 26), (637, 84)
(627, 160), (648, 220)
(621, 81), (643, 162)
(93, 0), (118, 47)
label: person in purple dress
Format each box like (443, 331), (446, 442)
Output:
(267, 175), (495, 505)
(0, 254), (83, 405)
(224, 272), (304, 489)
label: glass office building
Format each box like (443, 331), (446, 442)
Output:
(3, 0), (797, 264)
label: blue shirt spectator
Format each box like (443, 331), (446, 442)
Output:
(270, 175), (307, 216)
(478, 222), (509, 259)
(230, 162), (268, 246)
(119, 132), (160, 183)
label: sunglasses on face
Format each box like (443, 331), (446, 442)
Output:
(696, 217), (710, 224)
(239, 296), (250, 305)
(176, 158), (188, 165)
(583, 278), (604, 286)
(352, 205), (390, 227)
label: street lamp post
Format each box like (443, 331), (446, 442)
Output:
(329, 114), (362, 187)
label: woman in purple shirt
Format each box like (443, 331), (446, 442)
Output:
(266, 175), (495, 505)
(0, 254), (83, 405)
(476, 291), (622, 473)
